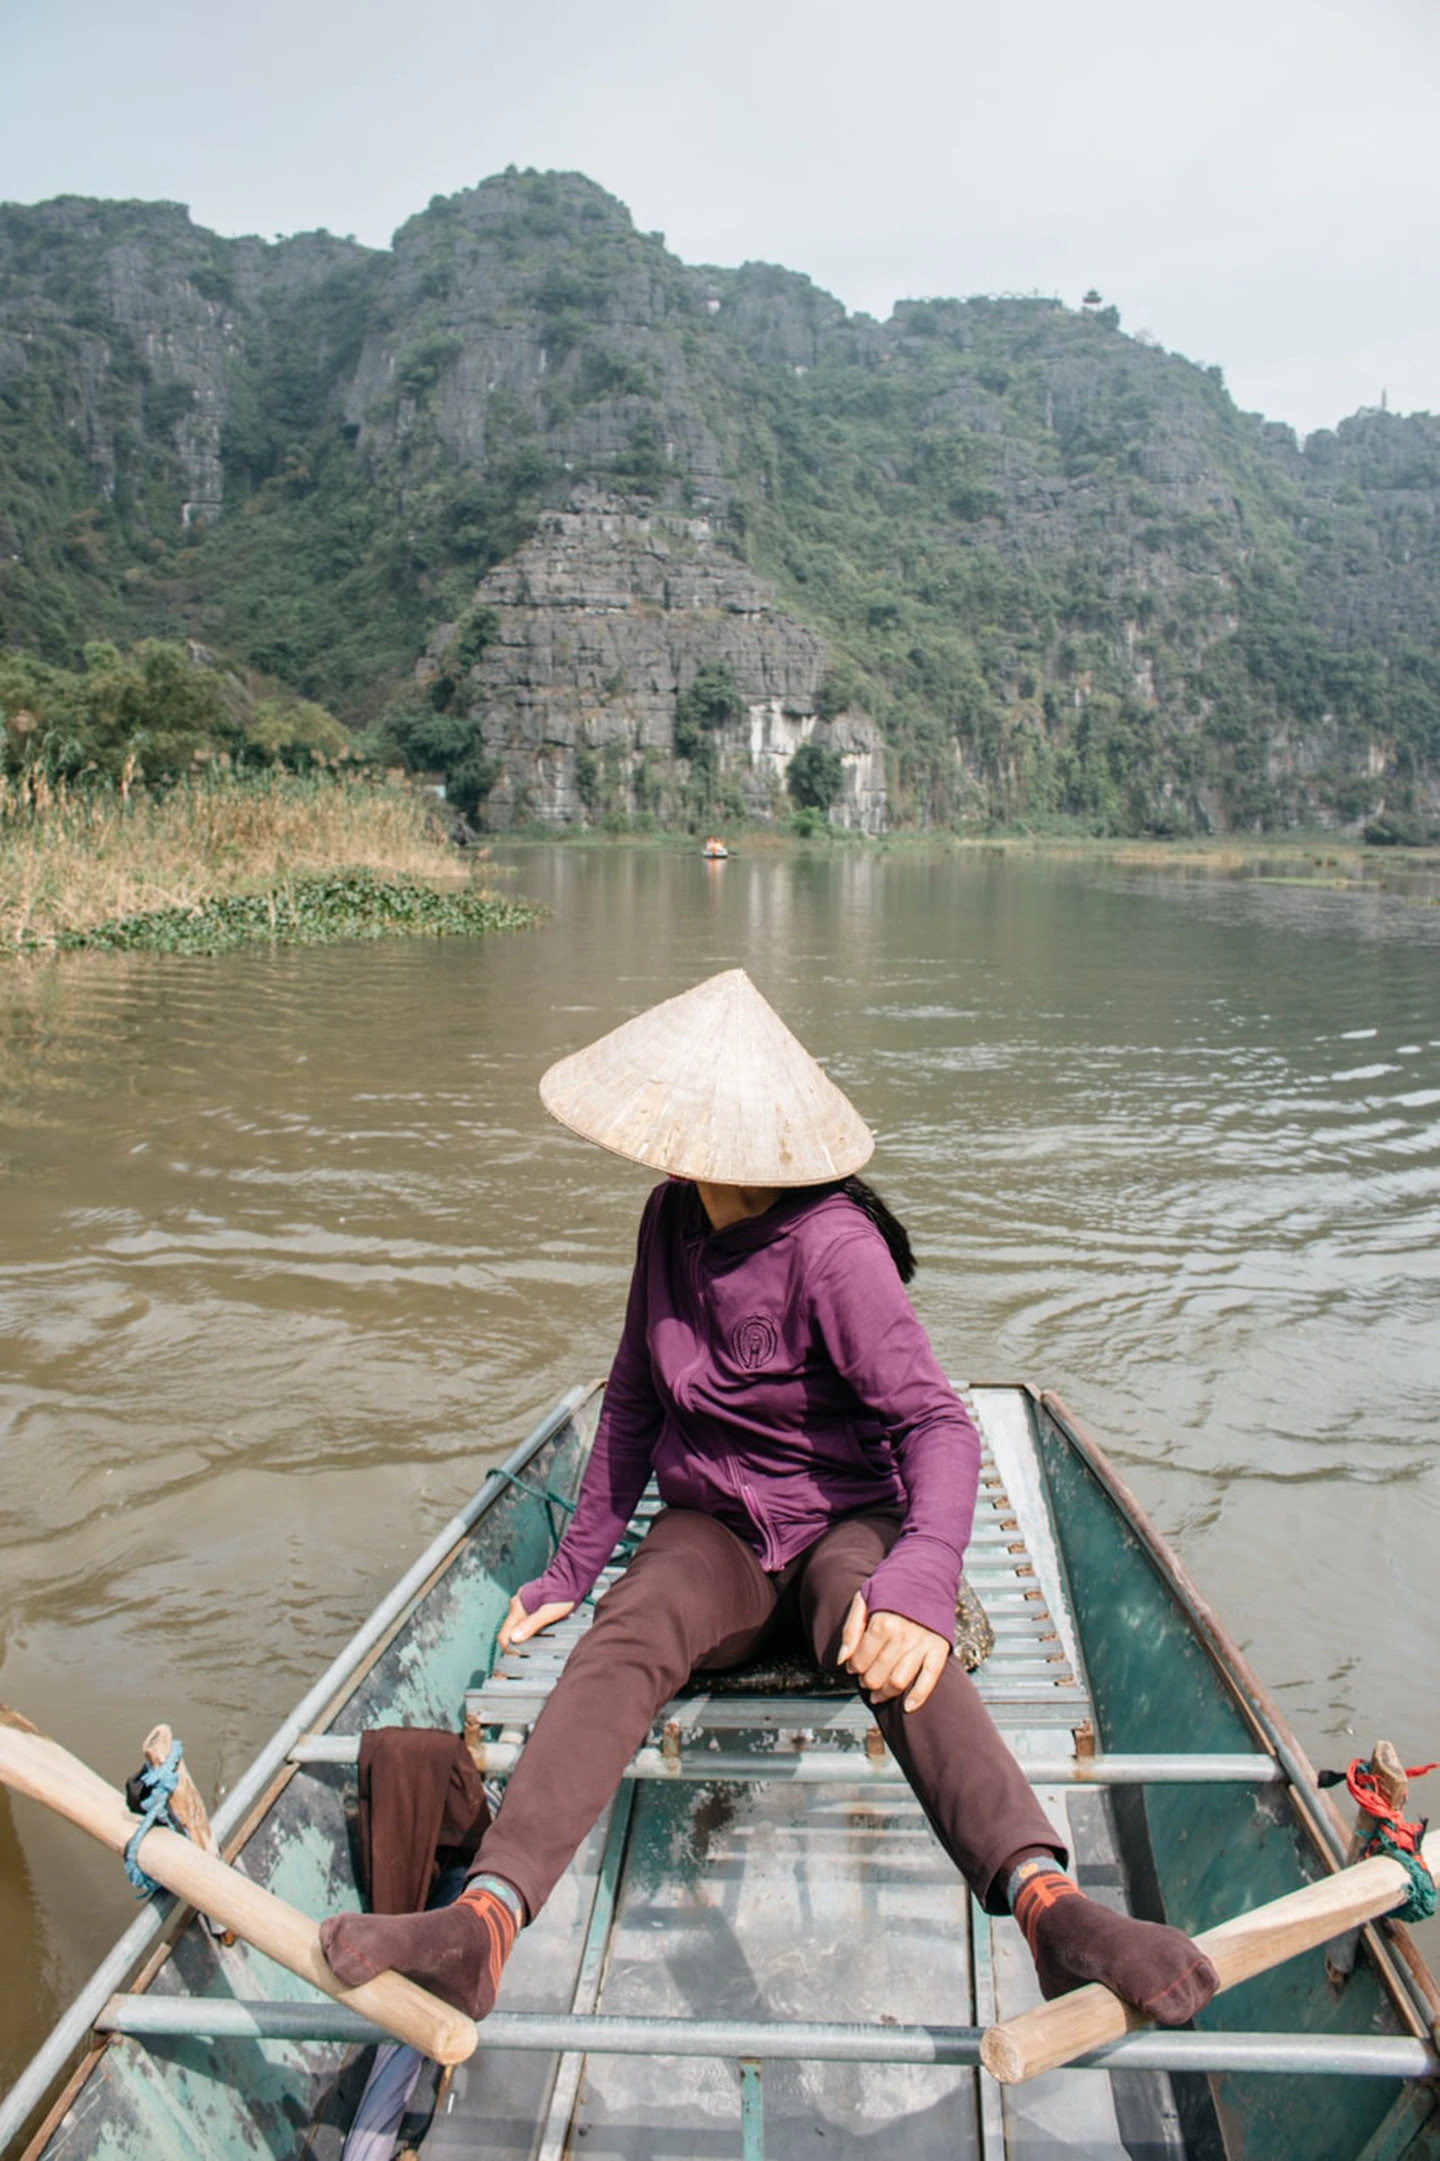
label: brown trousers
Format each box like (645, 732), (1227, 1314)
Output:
(473, 1508), (1065, 1921)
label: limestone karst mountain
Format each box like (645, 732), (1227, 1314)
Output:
(2, 169), (1437, 832)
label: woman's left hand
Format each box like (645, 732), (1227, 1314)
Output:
(838, 1594), (951, 1713)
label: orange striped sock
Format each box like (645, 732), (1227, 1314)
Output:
(1009, 1861), (1082, 1958)
(1005, 1860), (1221, 2023)
(457, 1880), (521, 2013)
(319, 1879), (521, 2022)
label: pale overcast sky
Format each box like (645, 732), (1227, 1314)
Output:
(5, 0), (1437, 438)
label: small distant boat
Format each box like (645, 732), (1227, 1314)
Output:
(701, 836), (729, 859)
(4, 1384), (1439, 2159)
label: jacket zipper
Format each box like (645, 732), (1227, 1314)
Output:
(736, 1470), (780, 1569)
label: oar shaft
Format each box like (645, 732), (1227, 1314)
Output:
(0, 1723), (476, 2066)
(981, 1831), (1438, 2085)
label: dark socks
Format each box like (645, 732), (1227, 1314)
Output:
(1006, 1855), (1219, 2026)
(319, 1877), (522, 2023)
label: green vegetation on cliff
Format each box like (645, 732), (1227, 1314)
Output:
(1, 636), (350, 786)
(2, 173), (1438, 834)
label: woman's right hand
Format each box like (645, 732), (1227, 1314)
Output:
(497, 1593), (575, 1655)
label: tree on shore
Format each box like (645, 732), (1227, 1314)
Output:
(787, 739), (845, 814)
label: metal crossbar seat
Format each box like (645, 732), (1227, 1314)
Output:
(461, 1449), (1093, 1769)
(292, 1448), (1279, 1787)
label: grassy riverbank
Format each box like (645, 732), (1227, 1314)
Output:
(0, 772), (540, 954)
(497, 819), (1440, 889)
(498, 819), (1372, 866)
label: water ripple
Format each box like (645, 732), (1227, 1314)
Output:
(3, 846), (1439, 2085)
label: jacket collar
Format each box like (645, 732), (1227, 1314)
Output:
(675, 1179), (841, 1255)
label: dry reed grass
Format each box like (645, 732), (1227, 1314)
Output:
(0, 772), (473, 952)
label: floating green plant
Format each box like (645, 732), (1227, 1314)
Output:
(39, 872), (542, 957)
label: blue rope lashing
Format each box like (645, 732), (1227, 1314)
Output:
(123, 1738), (183, 1898)
(490, 1466), (577, 1551)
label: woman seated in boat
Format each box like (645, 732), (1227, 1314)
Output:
(321, 970), (1219, 2027)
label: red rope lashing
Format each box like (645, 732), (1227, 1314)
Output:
(1343, 1757), (1436, 1857)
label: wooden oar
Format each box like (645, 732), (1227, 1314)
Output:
(0, 1711), (477, 2066)
(981, 1829), (1438, 2085)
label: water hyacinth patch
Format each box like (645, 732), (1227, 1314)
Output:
(41, 873), (542, 956)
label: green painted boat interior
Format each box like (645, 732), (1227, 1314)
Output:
(27, 1407), (590, 2161)
(1031, 1393), (1440, 2161)
(17, 1386), (1440, 2161)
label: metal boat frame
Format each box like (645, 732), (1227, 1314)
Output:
(6, 1382), (1439, 2160)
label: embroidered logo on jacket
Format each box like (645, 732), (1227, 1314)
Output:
(731, 1315), (779, 1371)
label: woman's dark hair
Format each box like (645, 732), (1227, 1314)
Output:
(838, 1176), (915, 1283)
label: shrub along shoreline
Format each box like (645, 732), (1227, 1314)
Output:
(0, 771), (541, 956)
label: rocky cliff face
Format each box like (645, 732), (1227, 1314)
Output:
(1293, 411), (1440, 654)
(423, 493), (886, 829)
(2, 171), (1437, 835)
(343, 177), (732, 505)
(0, 197), (369, 527)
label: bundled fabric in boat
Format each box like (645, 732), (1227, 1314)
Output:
(355, 1727), (490, 1915)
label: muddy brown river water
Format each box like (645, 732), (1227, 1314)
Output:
(2, 840), (1438, 2100)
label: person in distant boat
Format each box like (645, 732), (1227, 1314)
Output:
(320, 971), (1220, 2027)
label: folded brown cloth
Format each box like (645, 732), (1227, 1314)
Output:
(355, 1727), (491, 1915)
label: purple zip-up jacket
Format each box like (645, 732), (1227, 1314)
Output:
(519, 1180), (980, 1641)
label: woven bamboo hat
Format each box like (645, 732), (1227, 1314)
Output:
(539, 968), (874, 1186)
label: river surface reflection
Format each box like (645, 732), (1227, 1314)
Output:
(2, 841), (1438, 2093)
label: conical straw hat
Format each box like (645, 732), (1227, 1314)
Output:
(539, 968), (874, 1186)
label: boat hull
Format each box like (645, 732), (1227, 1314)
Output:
(6, 1384), (1438, 2160)
(1031, 1387), (1440, 2161)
